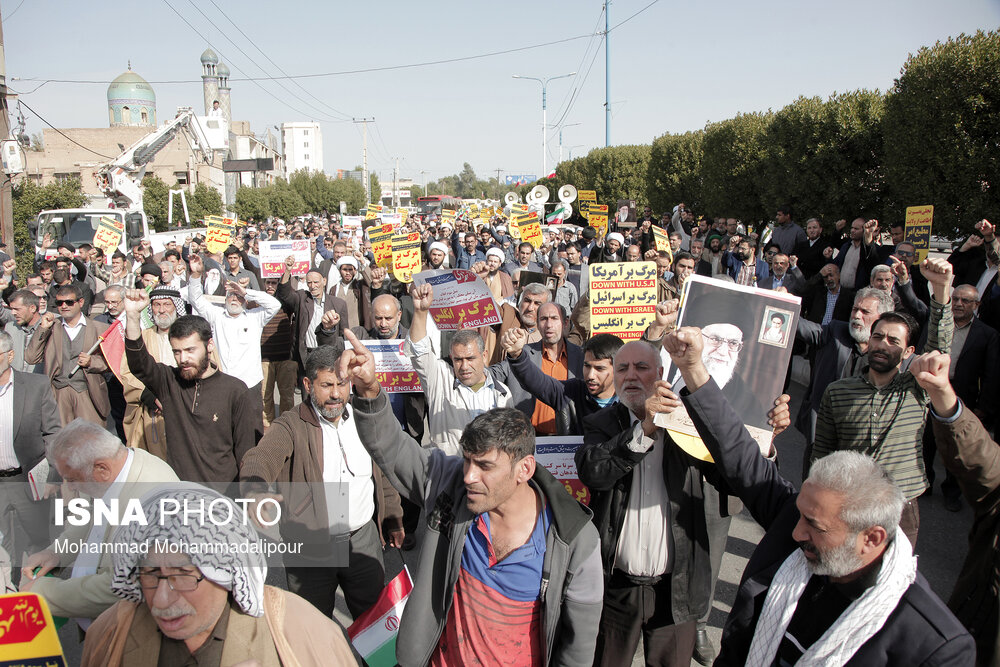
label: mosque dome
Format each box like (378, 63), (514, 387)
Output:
(217, 62), (230, 78)
(107, 65), (156, 127)
(200, 48), (219, 65)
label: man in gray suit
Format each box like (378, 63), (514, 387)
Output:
(0, 330), (61, 575)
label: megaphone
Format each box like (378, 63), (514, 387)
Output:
(529, 185), (550, 204)
(504, 192), (519, 206)
(558, 184), (577, 204)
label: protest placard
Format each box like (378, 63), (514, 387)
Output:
(413, 269), (502, 330)
(205, 216), (234, 254)
(364, 204), (384, 221)
(93, 215), (125, 259)
(341, 215), (362, 231)
(348, 339), (422, 393)
(588, 261), (658, 341)
(536, 436), (589, 505)
(515, 211), (543, 249)
(0, 593), (67, 665)
(589, 213), (609, 236)
(652, 225), (673, 262)
(259, 239), (311, 278)
(367, 223), (395, 268)
(904, 205), (934, 263)
(392, 232), (422, 283)
(655, 275), (801, 460)
(577, 190), (596, 220)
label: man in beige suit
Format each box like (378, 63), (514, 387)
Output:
(20, 419), (178, 625)
(25, 284), (110, 426)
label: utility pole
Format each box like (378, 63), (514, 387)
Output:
(513, 72), (575, 180)
(419, 170), (428, 197)
(353, 118), (373, 204)
(605, 1), (611, 147)
(558, 123), (581, 164)
(495, 168), (503, 197)
(0, 9), (14, 256)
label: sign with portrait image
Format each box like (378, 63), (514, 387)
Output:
(655, 275), (801, 460)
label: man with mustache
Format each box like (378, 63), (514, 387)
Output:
(240, 344), (403, 620)
(810, 258), (956, 546)
(122, 289), (256, 483)
(662, 327), (973, 667)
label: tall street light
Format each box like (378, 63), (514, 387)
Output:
(512, 71), (575, 179)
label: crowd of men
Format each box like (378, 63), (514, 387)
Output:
(0, 203), (997, 666)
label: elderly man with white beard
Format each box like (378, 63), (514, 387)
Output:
(188, 254), (281, 441)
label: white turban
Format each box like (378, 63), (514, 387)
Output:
(607, 232), (625, 246)
(429, 242), (449, 255)
(336, 256), (359, 269)
(486, 248), (505, 262)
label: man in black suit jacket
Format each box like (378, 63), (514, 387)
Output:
(802, 264), (854, 325)
(689, 238), (714, 277)
(921, 284), (1000, 509)
(0, 331), (61, 572)
(794, 218), (837, 279)
(666, 329), (975, 666)
(833, 218), (881, 291)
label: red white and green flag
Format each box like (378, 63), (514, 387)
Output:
(348, 567), (413, 667)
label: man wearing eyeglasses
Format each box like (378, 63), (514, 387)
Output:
(25, 284), (110, 427)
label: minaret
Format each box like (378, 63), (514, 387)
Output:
(200, 48), (219, 115)
(217, 62), (232, 123)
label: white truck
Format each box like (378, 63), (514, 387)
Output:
(28, 107), (227, 257)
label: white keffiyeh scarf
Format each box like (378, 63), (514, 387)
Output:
(745, 527), (916, 667)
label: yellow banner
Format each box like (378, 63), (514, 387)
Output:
(904, 205), (934, 263)
(578, 190), (597, 203)
(93, 215), (125, 258)
(396, 207), (409, 221)
(0, 593), (67, 665)
(392, 232), (423, 283)
(365, 204), (385, 221)
(441, 209), (456, 224)
(367, 223), (395, 268)
(205, 217), (234, 254)
(515, 211), (543, 249)
(589, 213), (609, 236)
(589, 261), (658, 341)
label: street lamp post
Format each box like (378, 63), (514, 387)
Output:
(558, 122), (581, 164)
(512, 71), (575, 179)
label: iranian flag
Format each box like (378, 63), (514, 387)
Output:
(98, 319), (126, 383)
(546, 205), (568, 223)
(348, 567), (413, 667)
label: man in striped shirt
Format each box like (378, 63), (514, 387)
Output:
(811, 257), (955, 548)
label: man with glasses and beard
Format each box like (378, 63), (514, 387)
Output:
(240, 345), (404, 620)
(810, 259), (956, 546)
(122, 289), (256, 483)
(661, 328), (973, 666)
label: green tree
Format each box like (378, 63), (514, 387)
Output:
(328, 177), (366, 215)
(11, 177), (87, 275)
(758, 91), (885, 225)
(233, 186), (271, 222)
(585, 145), (652, 207)
(140, 175), (169, 230)
(369, 173), (381, 204)
(189, 182), (223, 222)
(701, 112), (773, 223)
(883, 30), (1000, 238)
(269, 179), (306, 221)
(646, 130), (705, 215)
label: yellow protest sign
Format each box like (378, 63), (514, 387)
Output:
(515, 211), (543, 249)
(365, 204), (384, 221)
(441, 209), (456, 224)
(205, 216), (234, 254)
(367, 223), (395, 268)
(651, 226), (673, 263)
(904, 205), (934, 263)
(396, 207), (409, 221)
(589, 213), (609, 236)
(578, 190), (597, 220)
(588, 261), (658, 341)
(392, 232), (423, 283)
(93, 215), (125, 258)
(0, 593), (67, 665)
(479, 206), (491, 224)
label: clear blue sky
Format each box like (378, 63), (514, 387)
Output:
(4, 0), (998, 188)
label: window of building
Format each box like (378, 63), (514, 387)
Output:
(54, 172), (81, 183)
(109, 108), (115, 125)
(303, 142), (309, 148)
(122, 106), (131, 124)
(304, 154), (309, 161)
(175, 172), (189, 185)
(303, 129), (309, 136)
(141, 108), (148, 123)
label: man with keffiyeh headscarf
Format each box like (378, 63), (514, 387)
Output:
(661, 327), (974, 667)
(80, 484), (361, 667)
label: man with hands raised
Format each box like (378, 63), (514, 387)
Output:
(662, 328), (973, 666)
(122, 288), (256, 482)
(338, 328), (603, 667)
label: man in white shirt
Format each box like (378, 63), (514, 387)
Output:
(187, 255), (281, 438)
(240, 345), (403, 619)
(405, 283), (513, 455)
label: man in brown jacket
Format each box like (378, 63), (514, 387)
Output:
(912, 350), (1000, 666)
(25, 283), (109, 426)
(241, 343), (404, 620)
